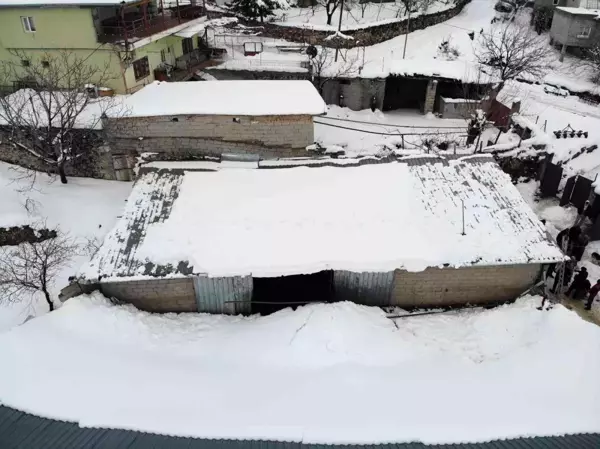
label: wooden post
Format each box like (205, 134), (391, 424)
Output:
(334, 0), (345, 62)
(402, 10), (410, 59)
(161, 0), (166, 27)
(176, 0), (181, 23)
(461, 200), (466, 235)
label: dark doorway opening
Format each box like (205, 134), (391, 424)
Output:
(383, 76), (428, 111)
(251, 270), (334, 315)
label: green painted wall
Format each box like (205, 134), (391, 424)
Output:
(0, 6), (199, 94)
(0, 7), (98, 49)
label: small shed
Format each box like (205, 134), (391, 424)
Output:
(77, 155), (562, 314)
(103, 80), (327, 164)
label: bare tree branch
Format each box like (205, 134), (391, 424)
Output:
(310, 46), (360, 93)
(474, 23), (553, 85)
(0, 229), (79, 312)
(0, 50), (122, 185)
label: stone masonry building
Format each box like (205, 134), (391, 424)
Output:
(70, 155), (563, 314)
(104, 80), (326, 178)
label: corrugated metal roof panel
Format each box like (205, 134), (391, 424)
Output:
(1, 406), (600, 449)
(334, 271), (394, 306)
(193, 275), (253, 314)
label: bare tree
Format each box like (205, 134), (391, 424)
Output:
(0, 50), (121, 184)
(0, 231), (79, 312)
(474, 23), (553, 88)
(581, 44), (600, 83)
(317, 0), (343, 25)
(396, 0), (434, 17)
(310, 46), (360, 93)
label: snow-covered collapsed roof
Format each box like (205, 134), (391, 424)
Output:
(0, 89), (128, 130)
(110, 81), (327, 118)
(81, 156), (562, 281)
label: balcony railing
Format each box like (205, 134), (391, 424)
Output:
(97, 6), (203, 44)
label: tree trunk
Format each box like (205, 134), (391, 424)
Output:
(43, 288), (54, 312)
(326, 12), (333, 25)
(58, 161), (68, 184)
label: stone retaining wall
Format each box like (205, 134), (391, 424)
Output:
(234, 0), (472, 48)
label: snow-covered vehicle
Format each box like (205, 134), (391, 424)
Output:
(544, 85), (569, 97)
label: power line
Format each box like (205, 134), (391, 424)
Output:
(317, 115), (467, 129)
(313, 119), (468, 137)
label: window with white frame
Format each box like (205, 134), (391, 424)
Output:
(578, 26), (592, 38)
(21, 16), (36, 33)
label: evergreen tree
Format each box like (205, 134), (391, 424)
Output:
(227, 0), (288, 22)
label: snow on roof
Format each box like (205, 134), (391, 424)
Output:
(382, 59), (498, 83)
(81, 156), (562, 281)
(111, 80), (327, 118)
(555, 6), (600, 15)
(0, 89), (129, 130)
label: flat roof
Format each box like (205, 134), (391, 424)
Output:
(81, 156), (563, 281)
(111, 80), (327, 118)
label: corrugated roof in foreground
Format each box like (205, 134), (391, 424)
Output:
(1, 406), (599, 449)
(80, 155), (564, 281)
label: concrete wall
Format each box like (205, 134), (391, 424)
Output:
(391, 264), (541, 307)
(550, 10), (599, 48)
(206, 68), (309, 81)
(106, 114), (315, 159)
(100, 278), (197, 313)
(321, 78), (386, 112)
(96, 263), (541, 314)
(438, 97), (481, 119)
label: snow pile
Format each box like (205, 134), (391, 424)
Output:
(176, 16), (238, 38)
(83, 158), (562, 280)
(1, 293), (600, 443)
(111, 80), (326, 117)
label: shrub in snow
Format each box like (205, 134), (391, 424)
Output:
(437, 37), (460, 61)
(227, 0), (289, 22)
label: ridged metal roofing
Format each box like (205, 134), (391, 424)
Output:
(1, 406), (599, 449)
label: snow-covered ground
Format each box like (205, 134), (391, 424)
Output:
(517, 181), (600, 320)
(0, 163), (131, 331)
(1, 293), (599, 443)
(316, 106), (468, 156)
(271, 1), (454, 31)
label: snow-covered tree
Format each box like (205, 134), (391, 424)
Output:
(0, 50), (122, 184)
(316, 0), (343, 26)
(227, 0), (289, 22)
(582, 44), (600, 83)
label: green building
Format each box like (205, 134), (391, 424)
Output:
(0, 0), (210, 93)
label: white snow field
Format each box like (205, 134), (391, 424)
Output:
(0, 162), (131, 331)
(1, 293), (599, 444)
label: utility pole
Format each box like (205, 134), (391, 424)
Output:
(334, 0), (345, 62)
(402, 9), (410, 59)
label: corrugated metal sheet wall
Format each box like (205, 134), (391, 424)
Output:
(193, 276), (253, 314)
(333, 271), (394, 306)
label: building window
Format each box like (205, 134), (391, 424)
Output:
(160, 49), (167, 63)
(578, 26), (592, 38)
(552, 0), (559, 5)
(41, 60), (50, 68)
(21, 16), (36, 33)
(21, 60), (30, 67)
(182, 38), (194, 55)
(132, 56), (150, 81)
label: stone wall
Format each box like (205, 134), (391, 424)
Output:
(244, 0), (471, 48)
(0, 140), (115, 180)
(391, 264), (542, 307)
(100, 278), (197, 313)
(106, 114), (315, 160)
